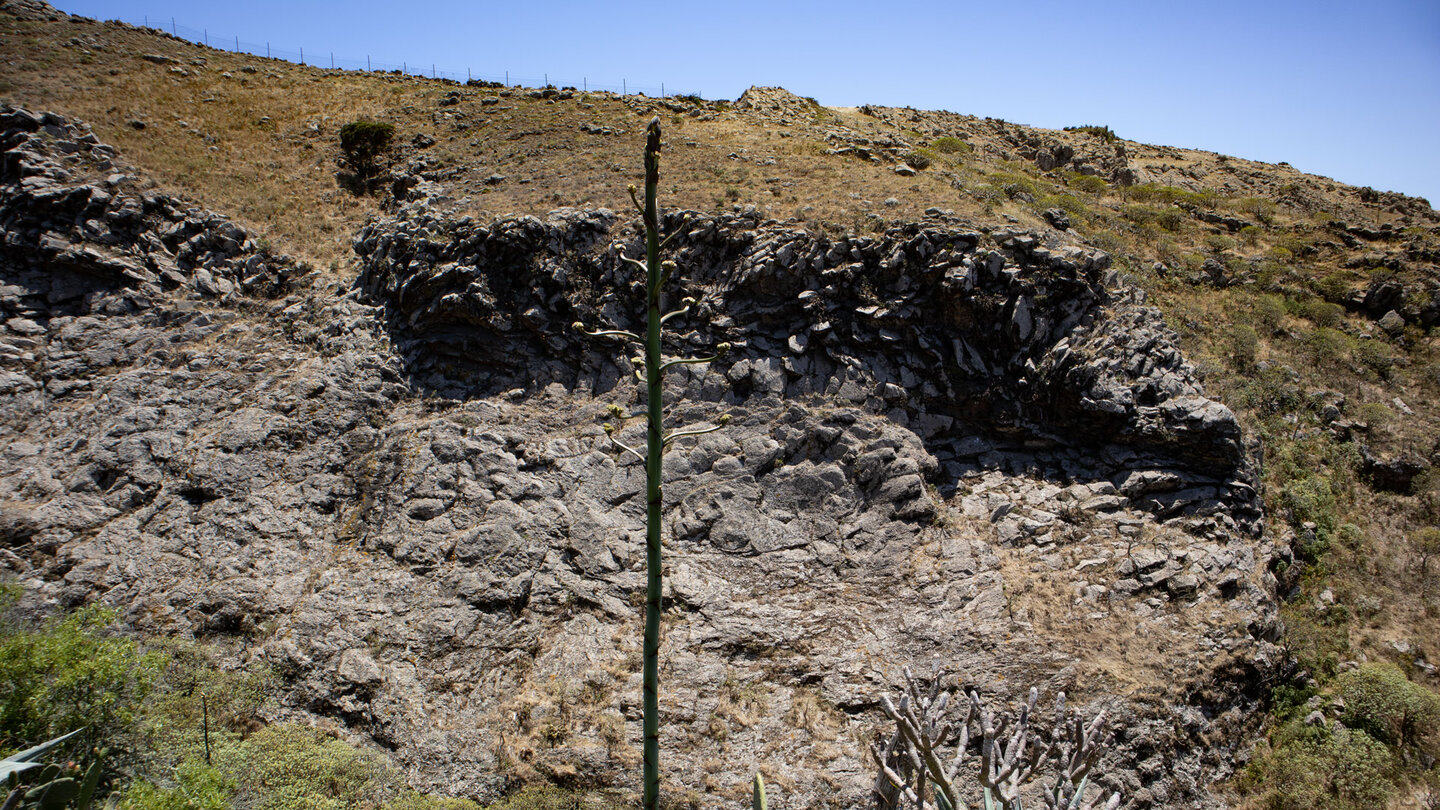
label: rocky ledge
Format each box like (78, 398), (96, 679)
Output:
(2, 109), (1279, 808)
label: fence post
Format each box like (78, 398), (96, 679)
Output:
(300, 47), (304, 65)
(235, 35), (238, 52)
(403, 61), (406, 74)
(584, 78), (586, 92)
(662, 83), (665, 98)
(267, 43), (270, 59)
(432, 64), (436, 78)
(367, 55), (371, 71)
(545, 73), (548, 87)
(505, 70), (509, 85)
(331, 52), (334, 69)
(623, 79), (627, 95)
(204, 29), (208, 47)
(171, 17), (175, 36)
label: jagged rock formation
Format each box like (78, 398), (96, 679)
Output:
(356, 202), (1258, 529)
(1, 110), (1278, 808)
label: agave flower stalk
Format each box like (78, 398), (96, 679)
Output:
(574, 116), (729, 810)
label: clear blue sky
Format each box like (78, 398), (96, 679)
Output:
(54, 0), (1440, 208)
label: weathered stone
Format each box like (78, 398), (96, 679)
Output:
(0, 104), (1277, 810)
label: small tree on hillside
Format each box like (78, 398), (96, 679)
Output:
(338, 120), (395, 189)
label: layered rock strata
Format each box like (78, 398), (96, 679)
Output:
(2, 109), (1277, 808)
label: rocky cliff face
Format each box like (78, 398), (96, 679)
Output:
(1, 108), (1278, 808)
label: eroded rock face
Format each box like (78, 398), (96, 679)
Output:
(356, 203), (1256, 520)
(2, 110), (1277, 809)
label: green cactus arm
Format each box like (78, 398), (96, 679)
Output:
(26, 777), (79, 810)
(627, 184), (645, 218)
(75, 758), (101, 810)
(659, 297), (696, 325)
(658, 342), (730, 373)
(663, 413), (732, 446)
(658, 216), (689, 250)
(603, 424), (646, 463)
(616, 251), (648, 273)
(572, 322), (643, 343)
(752, 773), (767, 810)
(663, 423), (728, 448)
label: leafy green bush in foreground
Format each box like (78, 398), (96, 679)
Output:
(0, 604), (164, 766)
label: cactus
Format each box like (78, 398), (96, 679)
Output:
(0, 733), (103, 810)
(872, 668), (1120, 810)
(575, 117), (730, 810)
(752, 773), (767, 810)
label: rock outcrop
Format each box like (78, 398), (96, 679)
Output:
(1, 109), (1277, 808)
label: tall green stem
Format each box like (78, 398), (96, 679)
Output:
(641, 117), (664, 810)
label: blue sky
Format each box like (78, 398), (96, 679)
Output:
(54, 0), (1440, 207)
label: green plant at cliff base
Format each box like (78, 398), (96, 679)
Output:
(873, 669), (1120, 810)
(574, 117), (730, 810)
(0, 604), (164, 774)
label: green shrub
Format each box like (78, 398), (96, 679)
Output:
(118, 759), (234, 810)
(240, 725), (398, 810)
(1086, 230), (1126, 254)
(1355, 401), (1393, 431)
(1314, 271), (1353, 304)
(1155, 208), (1187, 232)
(1270, 682), (1319, 721)
(338, 120), (396, 182)
(1280, 475), (1337, 544)
(1250, 294), (1287, 333)
(1352, 339), (1394, 379)
(930, 136), (972, 155)
(987, 170), (1040, 199)
(1273, 234), (1314, 258)
(1119, 204), (1158, 226)
(1335, 663), (1440, 752)
(1246, 723), (1396, 810)
(1065, 173), (1107, 197)
(481, 787), (598, 810)
(125, 724), (403, 810)
(1127, 184), (1217, 208)
(1303, 327), (1348, 365)
(0, 605), (165, 762)
(1045, 193), (1089, 216)
(1203, 233), (1236, 255)
(385, 792), (482, 810)
(1297, 298), (1344, 329)
(1223, 324), (1260, 370)
(1235, 196), (1279, 222)
(1063, 124), (1117, 142)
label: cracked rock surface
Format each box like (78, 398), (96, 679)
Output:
(2, 108), (1278, 808)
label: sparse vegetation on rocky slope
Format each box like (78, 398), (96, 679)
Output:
(1, 1), (1437, 807)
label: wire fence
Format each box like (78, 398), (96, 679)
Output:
(113, 12), (692, 99)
